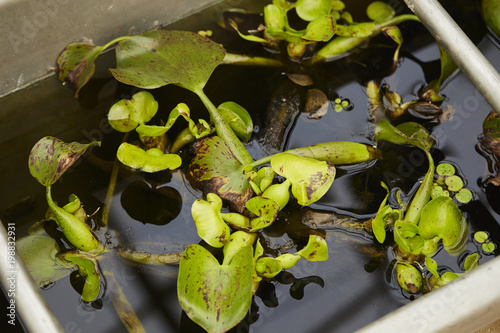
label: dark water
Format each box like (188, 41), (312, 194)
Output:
(1, 0), (500, 332)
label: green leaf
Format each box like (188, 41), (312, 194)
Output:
(255, 257), (283, 278)
(463, 253), (480, 272)
(382, 26), (402, 63)
(217, 102), (253, 143)
(372, 181), (390, 243)
(295, 0), (332, 22)
(116, 142), (181, 172)
(296, 235), (329, 261)
(191, 193), (230, 248)
(46, 188), (101, 252)
(110, 30), (225, 93)
(245, 196), (280, 231)
(474, 231), (489, 243)
(264, 4), (286, 30)
(108, 91), (158, 132)
(437, 163), (456, 176)
(394, 220), (420, 253)
(57, 43), (106, 98)
(271, 153), (335, 205)
(419, 196), (468, 255)
(59, 251), (101, 302)
(17, 235), (74, 288)
(275, 253), (301, 269)
(188, 136), (253, 213)
(374, 119), (433, 152)
(178, 244), (254, 333)
(367, 1), (395, 22)
(424, 256), (439, 279)
(261, 179), (292, 210)
(483, 0), (500, 37)
(286, 141), (379, 165)
(483, 110), (500, 139)
(335, 22), (376, 37)
(302, 16), (336, 42)
(482, 242), (496, 253)
(223, 231), (257, 265)
(445, 175), (464, 192)
(29, 137), (100, 187)
(395, 262), (422, 293)
(428, 43), (458, 93)
(229, 19), (270, 44)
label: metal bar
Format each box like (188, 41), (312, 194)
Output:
(0, 222), (64, 333)
(403, 0), (500, 115)
(356, 255), (500, 333)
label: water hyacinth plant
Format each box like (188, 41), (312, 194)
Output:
(16, 0), (498, 332)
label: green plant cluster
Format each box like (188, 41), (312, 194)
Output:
(17, 1), (497, 332)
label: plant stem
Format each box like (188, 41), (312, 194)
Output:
(102, 133), (129, 226)
(223, 53), (283, 67)
(247, 155), (273, 168)
(311, 14), (420, 64)
(405, 152), (434, 224)
(196, 89), (254, 165)
(102, 36), (133, 51)
(104, 270), (146, 333)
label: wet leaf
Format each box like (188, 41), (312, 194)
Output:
(483, 110), (500, 140)
(286, 141), (379, 165)
(261, 179), (292, 209)
(29, 137), (100, 187)
(57, 43), (106, 97)
(191, 193), (230, 248)
(335, 22), (376, 37)
(188, 136), (253, 213)
(296, 0), (332, 22)
(217, 102), (253, 143)
(374, 119), (433, 152)
(425, 257), (439, 279)
(474, 231), (489, 243)
(223, 231), (257, 265)
(445, 175), (464, 192)
(255, 257), (282, 278)
(59, 251), (101, 302)
(276, 253), (301, 269)
(296, 234), (329, 261)
(436, 163), (455, 176)
(178, 244), (253, 333)
(117, 143), (181, 172)
(303, 16), (336, 42)
(482, 242), (496, 253)
(419, 196), (468, 255)
(394, 220), (419, 254)
(483, 0), (500, 37)
(110, 30), (225, 93)
(396, 262), (421, 293)
(427, 43), (458, 93)
(382, 26), (402, 63)
(367, 1), (395, 22)
(46, 188), (100, 252)
(264, 4), (286, 30)
(271, 153), (336, 205)
(17, 235), (74, 288)
(108, 91), (158, 133)
(245, 196), (280, 231)
(464, 253), (480, 272)
(305, 88), (329, 119)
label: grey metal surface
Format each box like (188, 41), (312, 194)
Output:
(0, 222), (64, 333)
(403, 0), (500, 115)
(0, 0), (221, 98)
